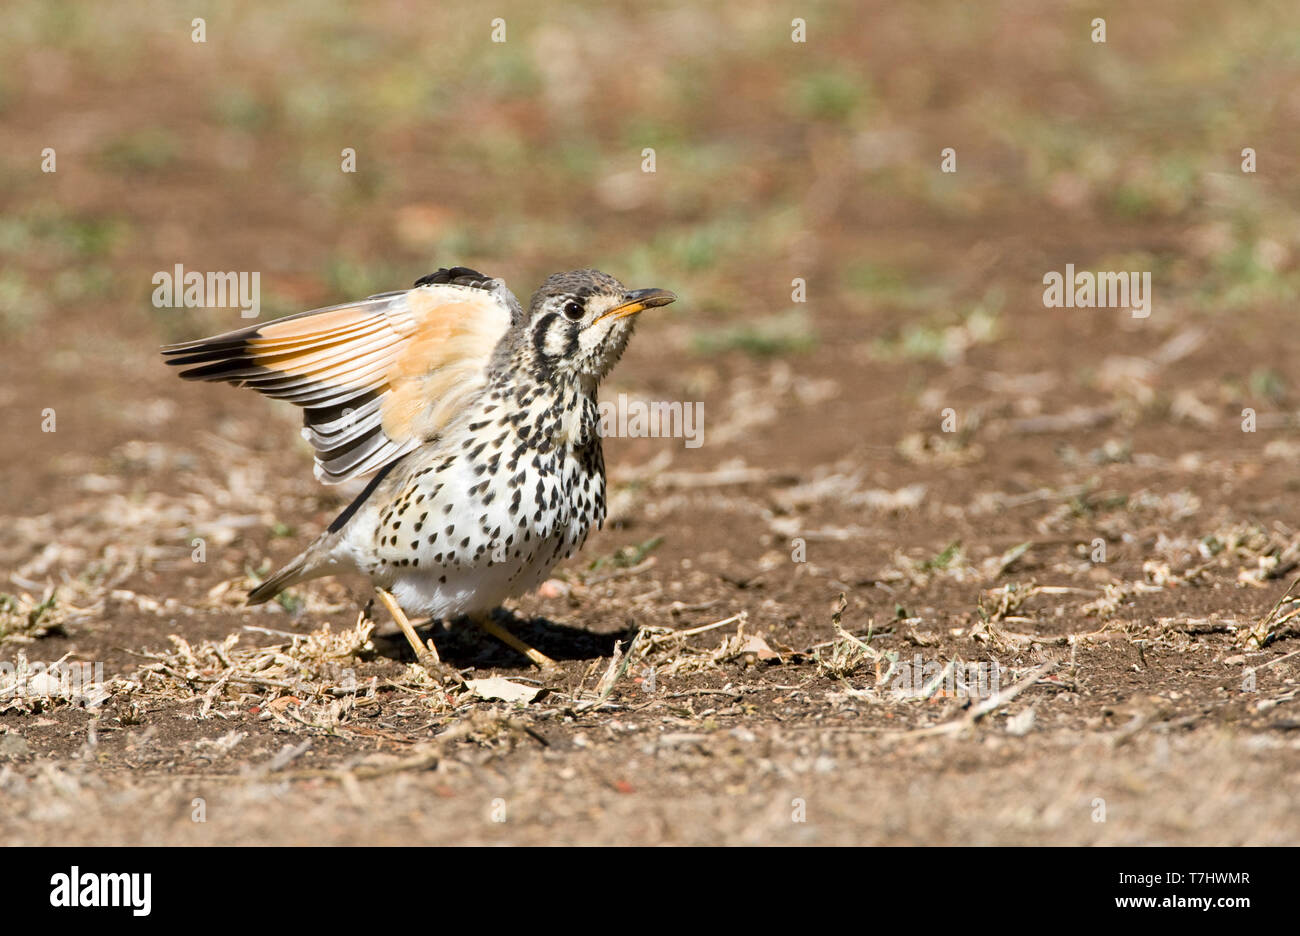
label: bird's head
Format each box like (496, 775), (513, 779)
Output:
(522, 270), (676, 382)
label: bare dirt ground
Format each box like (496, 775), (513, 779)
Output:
(2, 1), (1299, 845)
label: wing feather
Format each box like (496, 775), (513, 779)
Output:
(162, 271), (516, 484)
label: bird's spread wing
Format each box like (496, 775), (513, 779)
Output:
(162, 268), (518, 484)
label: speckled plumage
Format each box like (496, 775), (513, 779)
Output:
(349, 344), (607, 619)
(164, 267), (675, 666)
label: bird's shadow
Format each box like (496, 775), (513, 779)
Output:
(371, 608), (627, 670)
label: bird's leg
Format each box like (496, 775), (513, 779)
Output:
(471, 612), (558, 670)
(376, 588), (443, 670)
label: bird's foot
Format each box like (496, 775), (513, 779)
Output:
(375, 588), (465, 686)
(472, 613), (560, 671)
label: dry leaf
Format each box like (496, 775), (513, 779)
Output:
(737, 634), (782, 664)
(464, 677), (548, 704)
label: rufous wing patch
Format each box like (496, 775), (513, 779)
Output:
(164, 282), (512, 483)
(381, 289), (511, 444)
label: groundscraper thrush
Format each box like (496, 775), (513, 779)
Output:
(163, 267), (676, 674)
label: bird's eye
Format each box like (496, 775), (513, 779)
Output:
(562, 299), (585, 321)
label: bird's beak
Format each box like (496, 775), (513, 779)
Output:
(595, 288), (677, 323)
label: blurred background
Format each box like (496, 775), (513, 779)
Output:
(4, 0), (1299, 460)
(3, 0), (1300, 845)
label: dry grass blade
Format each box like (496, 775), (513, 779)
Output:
(815, 594), (885, 679)
(1238, 575), (1300, 649)
(572, 629), (650, 713)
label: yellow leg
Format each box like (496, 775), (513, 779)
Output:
(377, 588), (443, 671)
(472, 613), (558, 670)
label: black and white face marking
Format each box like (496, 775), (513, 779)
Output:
(523, 272), (676, 381)
(530, 289), (640, 380)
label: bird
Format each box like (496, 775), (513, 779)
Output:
(162, 267), (676, 675)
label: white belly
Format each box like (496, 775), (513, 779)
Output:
(345, 434), (602, 620)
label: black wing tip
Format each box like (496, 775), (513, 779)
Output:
(414, 266), (495, 290)
(161, 327), (259, 360)
(161, 339), (238, 356)
(162, 345), (242, 363)
(161, 343), (253, 377)
(174, 361), (252, 381)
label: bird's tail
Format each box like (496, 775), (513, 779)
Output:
(246, 533), (340, 605)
